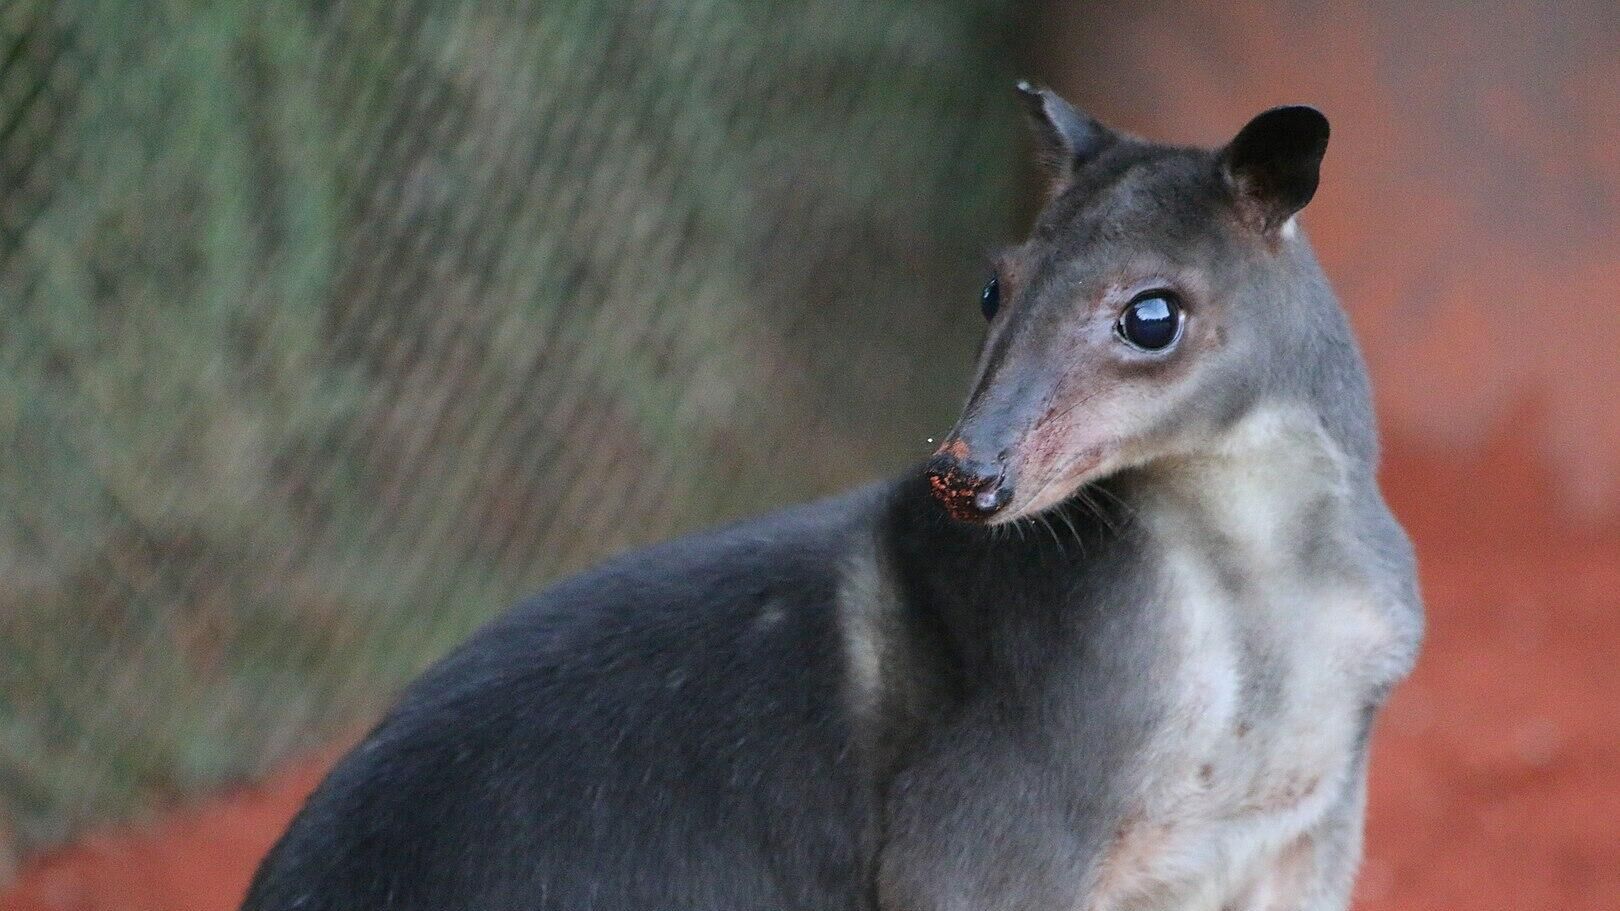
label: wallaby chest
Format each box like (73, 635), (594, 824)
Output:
(1086, 409), (1413, 907)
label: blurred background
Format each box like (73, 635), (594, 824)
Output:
(0, 1), (1614, 909)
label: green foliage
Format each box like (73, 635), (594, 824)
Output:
(0, 0), (1016, 856)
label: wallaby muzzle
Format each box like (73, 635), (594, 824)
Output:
(927, 338), (1065, 522)
(927, 377), (1043, 522)
(925, 444), (1013, 522)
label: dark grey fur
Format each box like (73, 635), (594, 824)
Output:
(243, 89), (1421, 911)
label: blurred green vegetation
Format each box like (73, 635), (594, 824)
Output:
(0, 0), (1016, 859)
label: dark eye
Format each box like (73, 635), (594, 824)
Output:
(1116, 292), (1183, 351)
(980, 274), (1000, 321)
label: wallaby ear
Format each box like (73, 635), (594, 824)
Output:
(1219, 105), (1330, 233)
(1015, 80), (1115, 191)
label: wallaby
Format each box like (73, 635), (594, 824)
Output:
(243, 83), (1422, 911)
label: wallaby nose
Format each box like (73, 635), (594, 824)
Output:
(926, 443), (1013, 522)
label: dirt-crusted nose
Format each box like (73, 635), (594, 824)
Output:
(925, 443), (1012, 522)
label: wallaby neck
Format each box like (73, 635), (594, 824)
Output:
(882, 403), (1375, 640)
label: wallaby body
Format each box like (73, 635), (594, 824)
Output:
(244, 87), (1421, 911)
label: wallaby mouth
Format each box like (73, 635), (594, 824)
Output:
(925, 440), (1014, 523)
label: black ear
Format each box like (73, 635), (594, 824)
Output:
(1015, 80), (1115, 189)
(1219, 105), (1330, 233)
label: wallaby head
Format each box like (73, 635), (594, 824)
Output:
(927, 82), (1374, 524)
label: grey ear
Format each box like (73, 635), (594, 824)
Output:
(1220, 105), (1330, 233)
(1015, 81), (1115, 187)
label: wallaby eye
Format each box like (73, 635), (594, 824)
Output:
(1117, 292), (1183, 351)
(980, 274), (1000, 321)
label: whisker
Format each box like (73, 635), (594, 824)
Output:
(1043, 384), (1109, 429)
(1087, 482), (1137, 524)
(1055, 507), (1087, 559)
(1038, 512), (1066, 558)
(1078, 487), (1120, 537)
(1073, 491), (1099, 536)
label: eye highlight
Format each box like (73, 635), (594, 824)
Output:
(1116, 292), (1183, 351)
(980, 274), (1000, 321)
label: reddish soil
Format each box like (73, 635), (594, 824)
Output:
(0, 760), (328, 911)
(3, 427), (1616, 911)
(1360, 427), (1620, 910)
